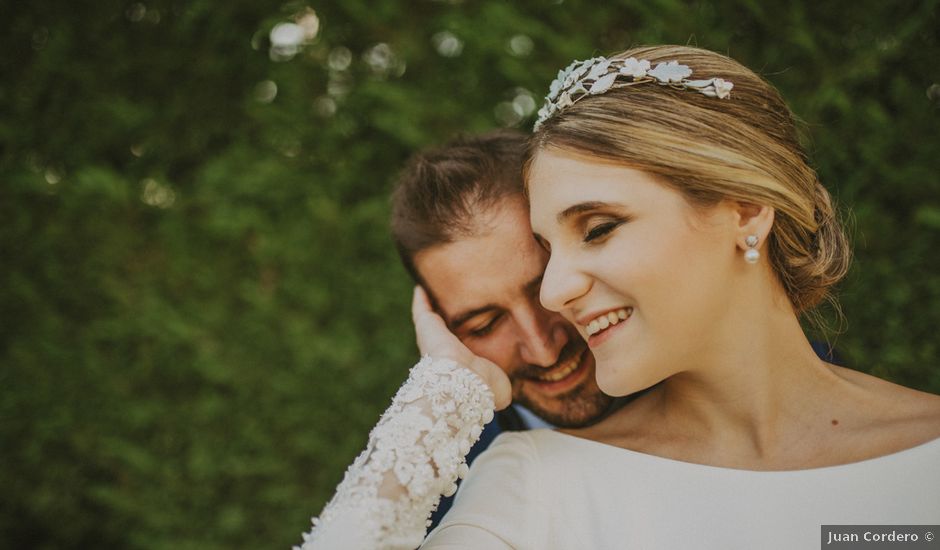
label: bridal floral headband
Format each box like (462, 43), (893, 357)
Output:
(534, 56), (734, 130)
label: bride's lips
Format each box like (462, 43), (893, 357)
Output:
(578, 307), (633, 349)
(587, 319), (625, 348)
(529, 345), (592, 396)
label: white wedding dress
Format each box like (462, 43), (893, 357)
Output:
(298, 356), (940, 549)
(426, 430), (940, 549)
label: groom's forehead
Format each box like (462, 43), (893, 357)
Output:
(431, 255), (545, 330)
(415, 199), (545, 317)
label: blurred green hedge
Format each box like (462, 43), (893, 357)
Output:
(2, 0), (938, 548)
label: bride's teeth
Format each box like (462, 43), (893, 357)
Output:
(585, 308), (632, 337)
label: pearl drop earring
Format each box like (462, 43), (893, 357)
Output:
(744, 235), (760, 264)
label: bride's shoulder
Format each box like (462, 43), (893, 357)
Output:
(464, 431), (561, 485)
(835, 364), (940, 408)
(491, 429), (573, 454)
(834, 365), (940, 448)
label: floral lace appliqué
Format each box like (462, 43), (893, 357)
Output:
(296, 356), (495, 550)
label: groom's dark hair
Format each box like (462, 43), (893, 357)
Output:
(390, 129), (528, 282)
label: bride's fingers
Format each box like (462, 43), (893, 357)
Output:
(411, 285), (433, 324)
(412, 285), (470, 361)
(412, 285), (449, 355)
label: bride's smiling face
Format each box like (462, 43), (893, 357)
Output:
(528, 148), (742, 396)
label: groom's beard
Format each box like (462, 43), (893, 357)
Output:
(510, 342), (617, 428)
(515, 381), (617, 428)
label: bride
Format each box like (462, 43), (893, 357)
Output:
(298, 45), (940, 549)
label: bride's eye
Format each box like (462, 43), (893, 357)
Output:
(583, 220), (622, 243)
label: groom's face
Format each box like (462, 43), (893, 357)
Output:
(414, 197), (614, 427)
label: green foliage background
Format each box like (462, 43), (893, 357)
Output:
(2, 0), (938, 548)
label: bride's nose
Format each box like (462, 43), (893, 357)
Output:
(539, 250), (591, 313)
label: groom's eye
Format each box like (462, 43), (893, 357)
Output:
(468, 314), (503, 338)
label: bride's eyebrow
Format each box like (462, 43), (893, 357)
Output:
(556, 201), (626, 223)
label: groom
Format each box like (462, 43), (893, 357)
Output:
(390, 130), (623, 525)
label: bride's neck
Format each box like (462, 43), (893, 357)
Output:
(652, 305), (839, 459)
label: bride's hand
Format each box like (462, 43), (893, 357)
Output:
(411, 286), (511, 410)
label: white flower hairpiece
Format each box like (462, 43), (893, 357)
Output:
(534, 56), (734, 130)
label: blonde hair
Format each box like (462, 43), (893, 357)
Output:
(527, 45), (850, 314)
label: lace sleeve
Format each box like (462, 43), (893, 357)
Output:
(295, 356), (496, 550)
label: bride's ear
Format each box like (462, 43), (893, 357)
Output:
(732, 201), (774, 251)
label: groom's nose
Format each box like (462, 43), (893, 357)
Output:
(515, 305), (566, 367)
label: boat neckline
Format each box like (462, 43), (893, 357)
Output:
(536, 429), (940, 474)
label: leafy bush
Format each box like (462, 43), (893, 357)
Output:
(2, 1), (937, 547)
